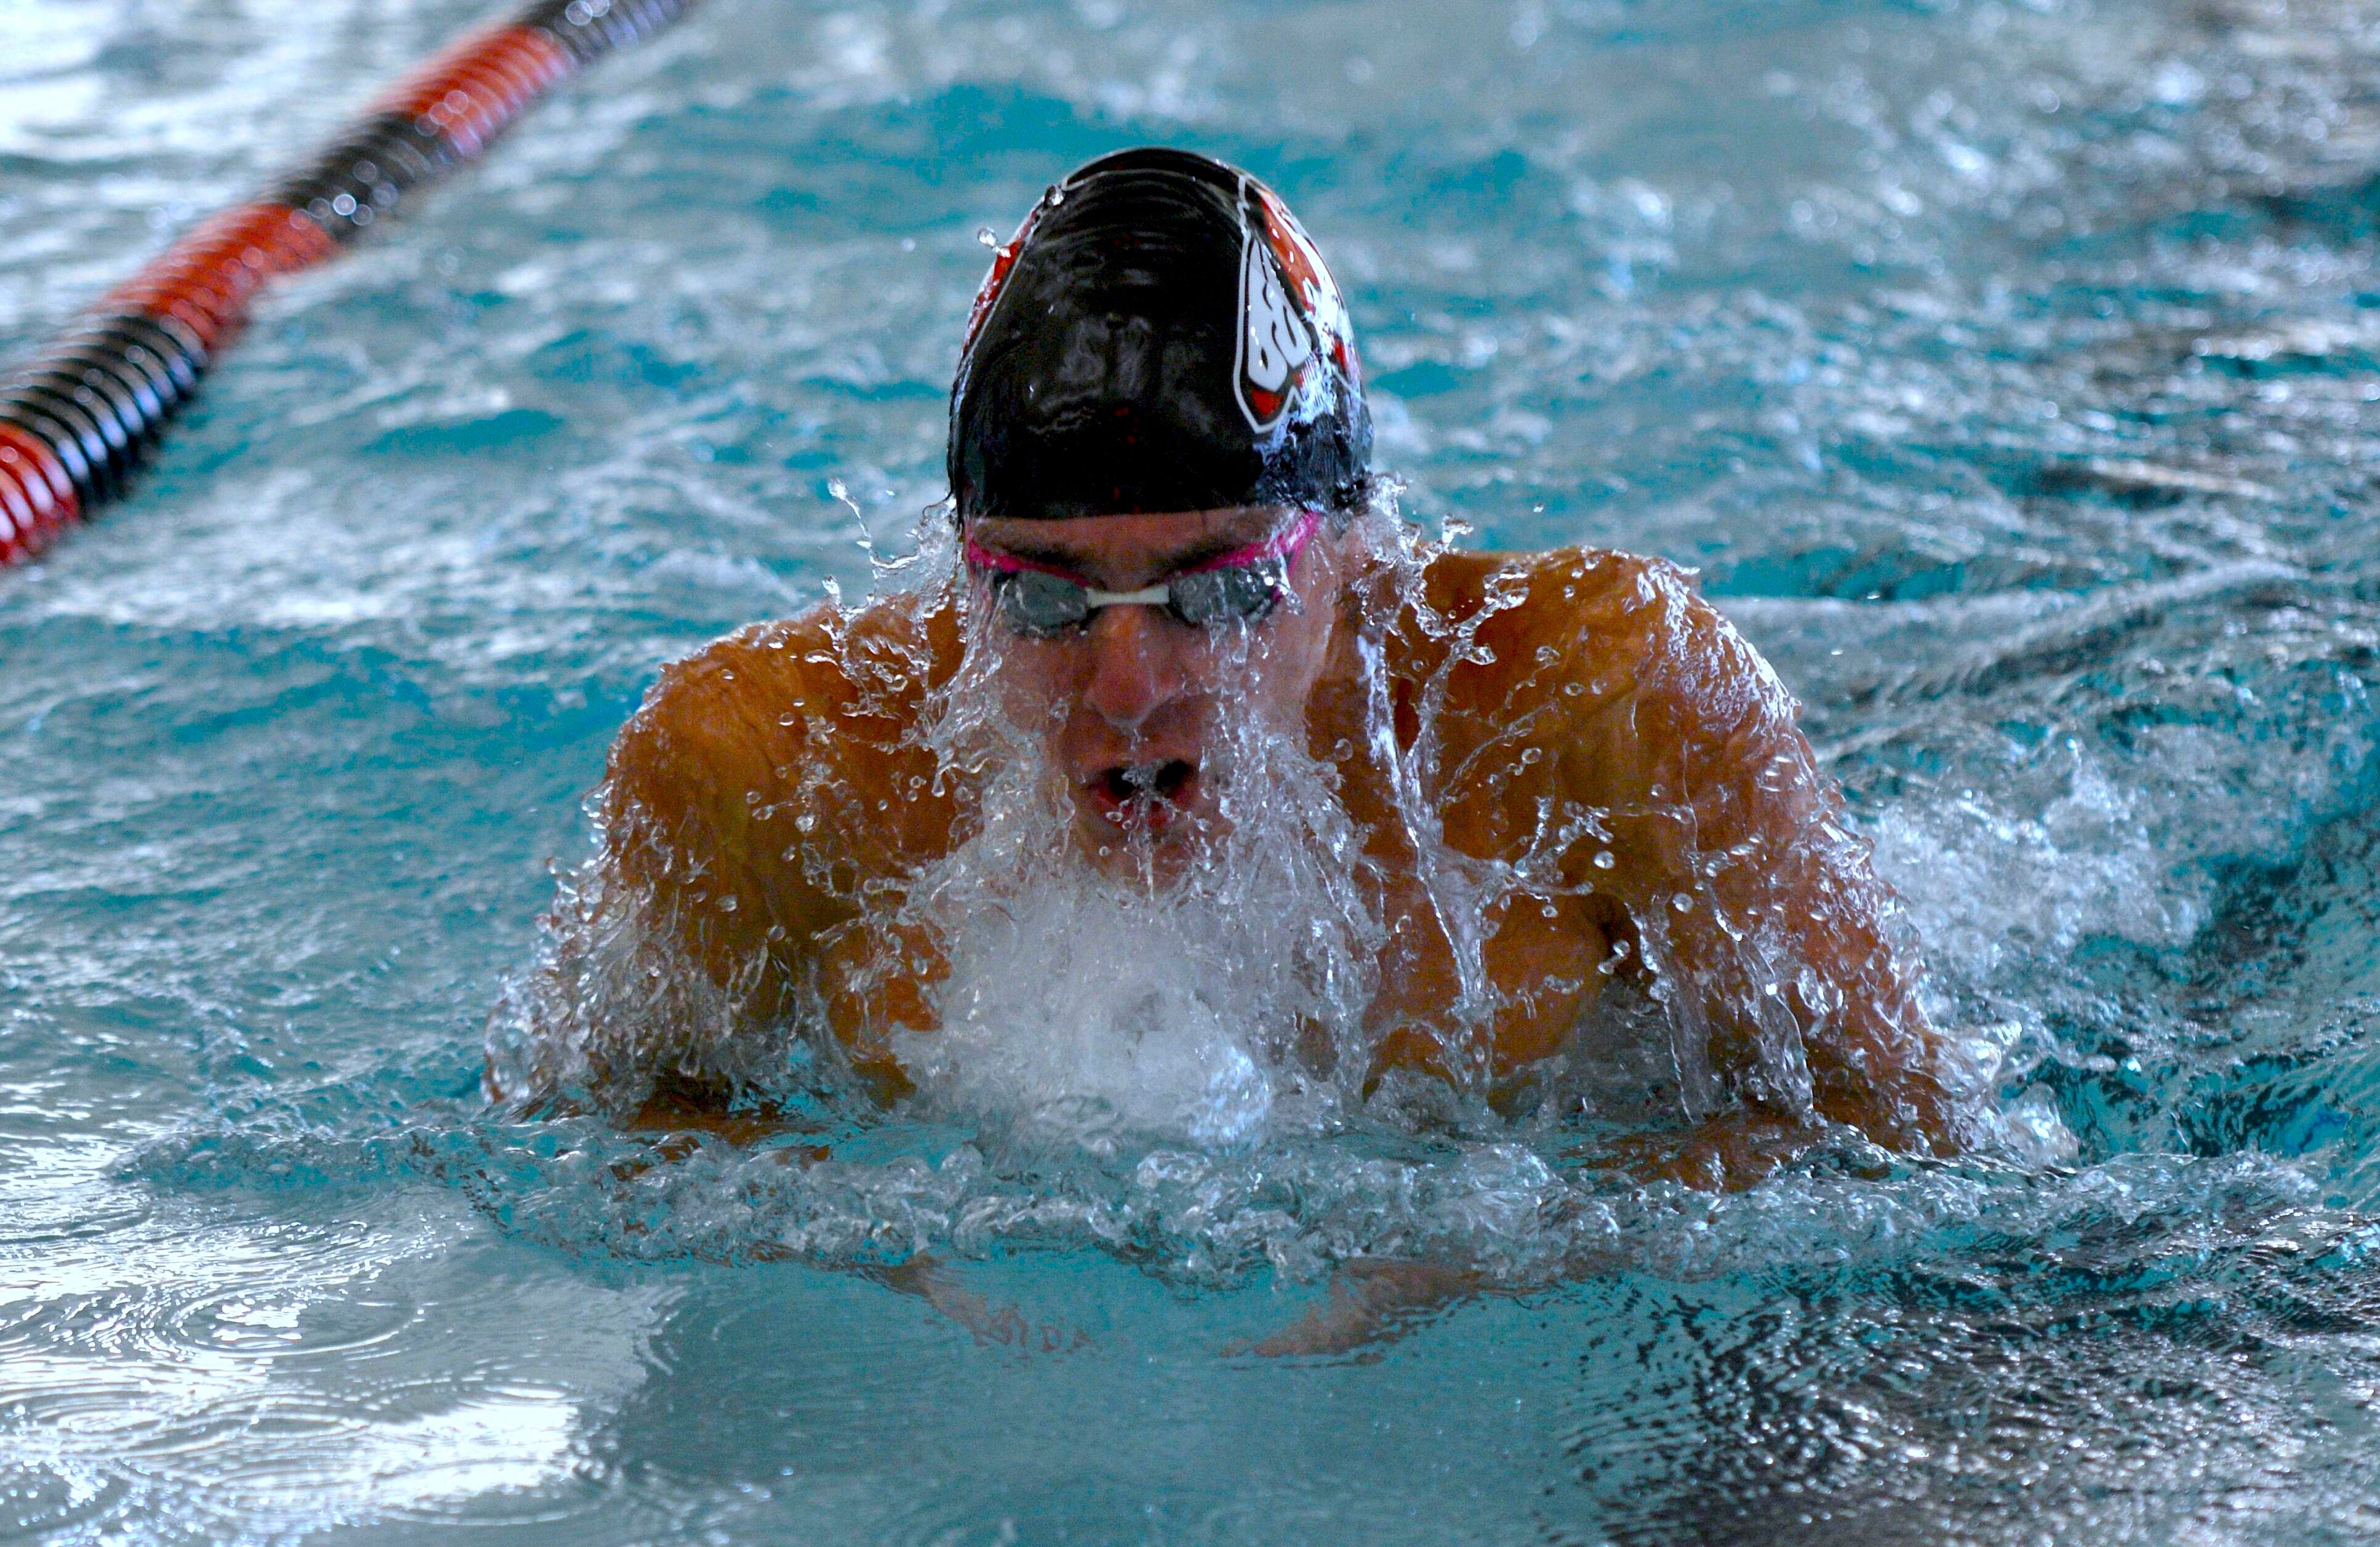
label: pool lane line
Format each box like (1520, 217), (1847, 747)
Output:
(0, 0), (700, 568)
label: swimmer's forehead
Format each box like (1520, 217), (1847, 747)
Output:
(964, 505), (1299, 581)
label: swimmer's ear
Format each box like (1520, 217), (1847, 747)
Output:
(1324, 472), (1376, 531)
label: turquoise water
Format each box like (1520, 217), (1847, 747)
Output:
(9, 0), (2380, 1539)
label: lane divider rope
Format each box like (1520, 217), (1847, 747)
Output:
(0, 0), (700, 567)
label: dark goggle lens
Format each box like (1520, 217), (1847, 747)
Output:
(1168, 562), (1283, 628)
(990, 569), (1091, 635)
(984, 557), (1287, 636)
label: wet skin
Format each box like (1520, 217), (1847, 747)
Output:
(557, 509), (1963, 1185)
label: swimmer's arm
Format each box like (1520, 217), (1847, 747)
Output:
(516, 640), (831, 1108)
(1578, 569), (1965, 1163)
(602, 646), (810, 983)
(1225, 1258), (1484, 1358)
(1589, 1109), (1843, 1190)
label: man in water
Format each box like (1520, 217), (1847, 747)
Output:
(493, 148), (1970, 1186)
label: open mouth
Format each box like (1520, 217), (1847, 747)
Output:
(1088, 759), (1199, 826)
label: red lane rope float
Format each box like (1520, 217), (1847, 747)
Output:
(100, 205), (338, 357)
(0, 0), (699, 566)
(0, 423), (76, 566)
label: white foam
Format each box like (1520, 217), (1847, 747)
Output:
(896, 878), (1284, 1149)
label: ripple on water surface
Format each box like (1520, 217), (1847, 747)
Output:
(1, 1139), (672, 1540)
(9, 0), (2380, 1540)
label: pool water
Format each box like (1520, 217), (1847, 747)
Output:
(9, 0), (2380, 1540)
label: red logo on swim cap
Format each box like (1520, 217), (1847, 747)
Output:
(1234, 183), (1357, 434)
(961, 197), (1049, 364)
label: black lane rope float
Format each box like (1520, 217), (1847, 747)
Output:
(0, 0), (700, 568)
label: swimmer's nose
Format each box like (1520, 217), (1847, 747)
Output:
(1081, 603), (1177, 730)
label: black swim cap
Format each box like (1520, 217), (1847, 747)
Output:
(950, 147), (1370, 523)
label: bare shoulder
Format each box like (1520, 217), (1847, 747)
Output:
(1402, 544), (1771, 716)
(608, 612), (826, 831)
(612, 588), (955, 805)
(604, 586), (960, 909)
(1391, 544), (1815, 848)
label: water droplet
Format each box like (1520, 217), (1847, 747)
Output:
(1592, 850), (1616, 870)
(1672, 892), (1695, 913)
(718, 895), (738, 912)
(977, 225), (1000, 248)
(1563, 682), (1585, 697)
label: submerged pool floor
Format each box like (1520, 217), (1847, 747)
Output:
(9, 0), (2380, 1541)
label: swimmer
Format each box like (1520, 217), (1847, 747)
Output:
(492, 147), (1975, 1188)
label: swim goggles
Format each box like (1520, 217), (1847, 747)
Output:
(963, 509), (1321, 638)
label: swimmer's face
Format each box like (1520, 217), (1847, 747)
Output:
(961, 505), (1349, 862)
